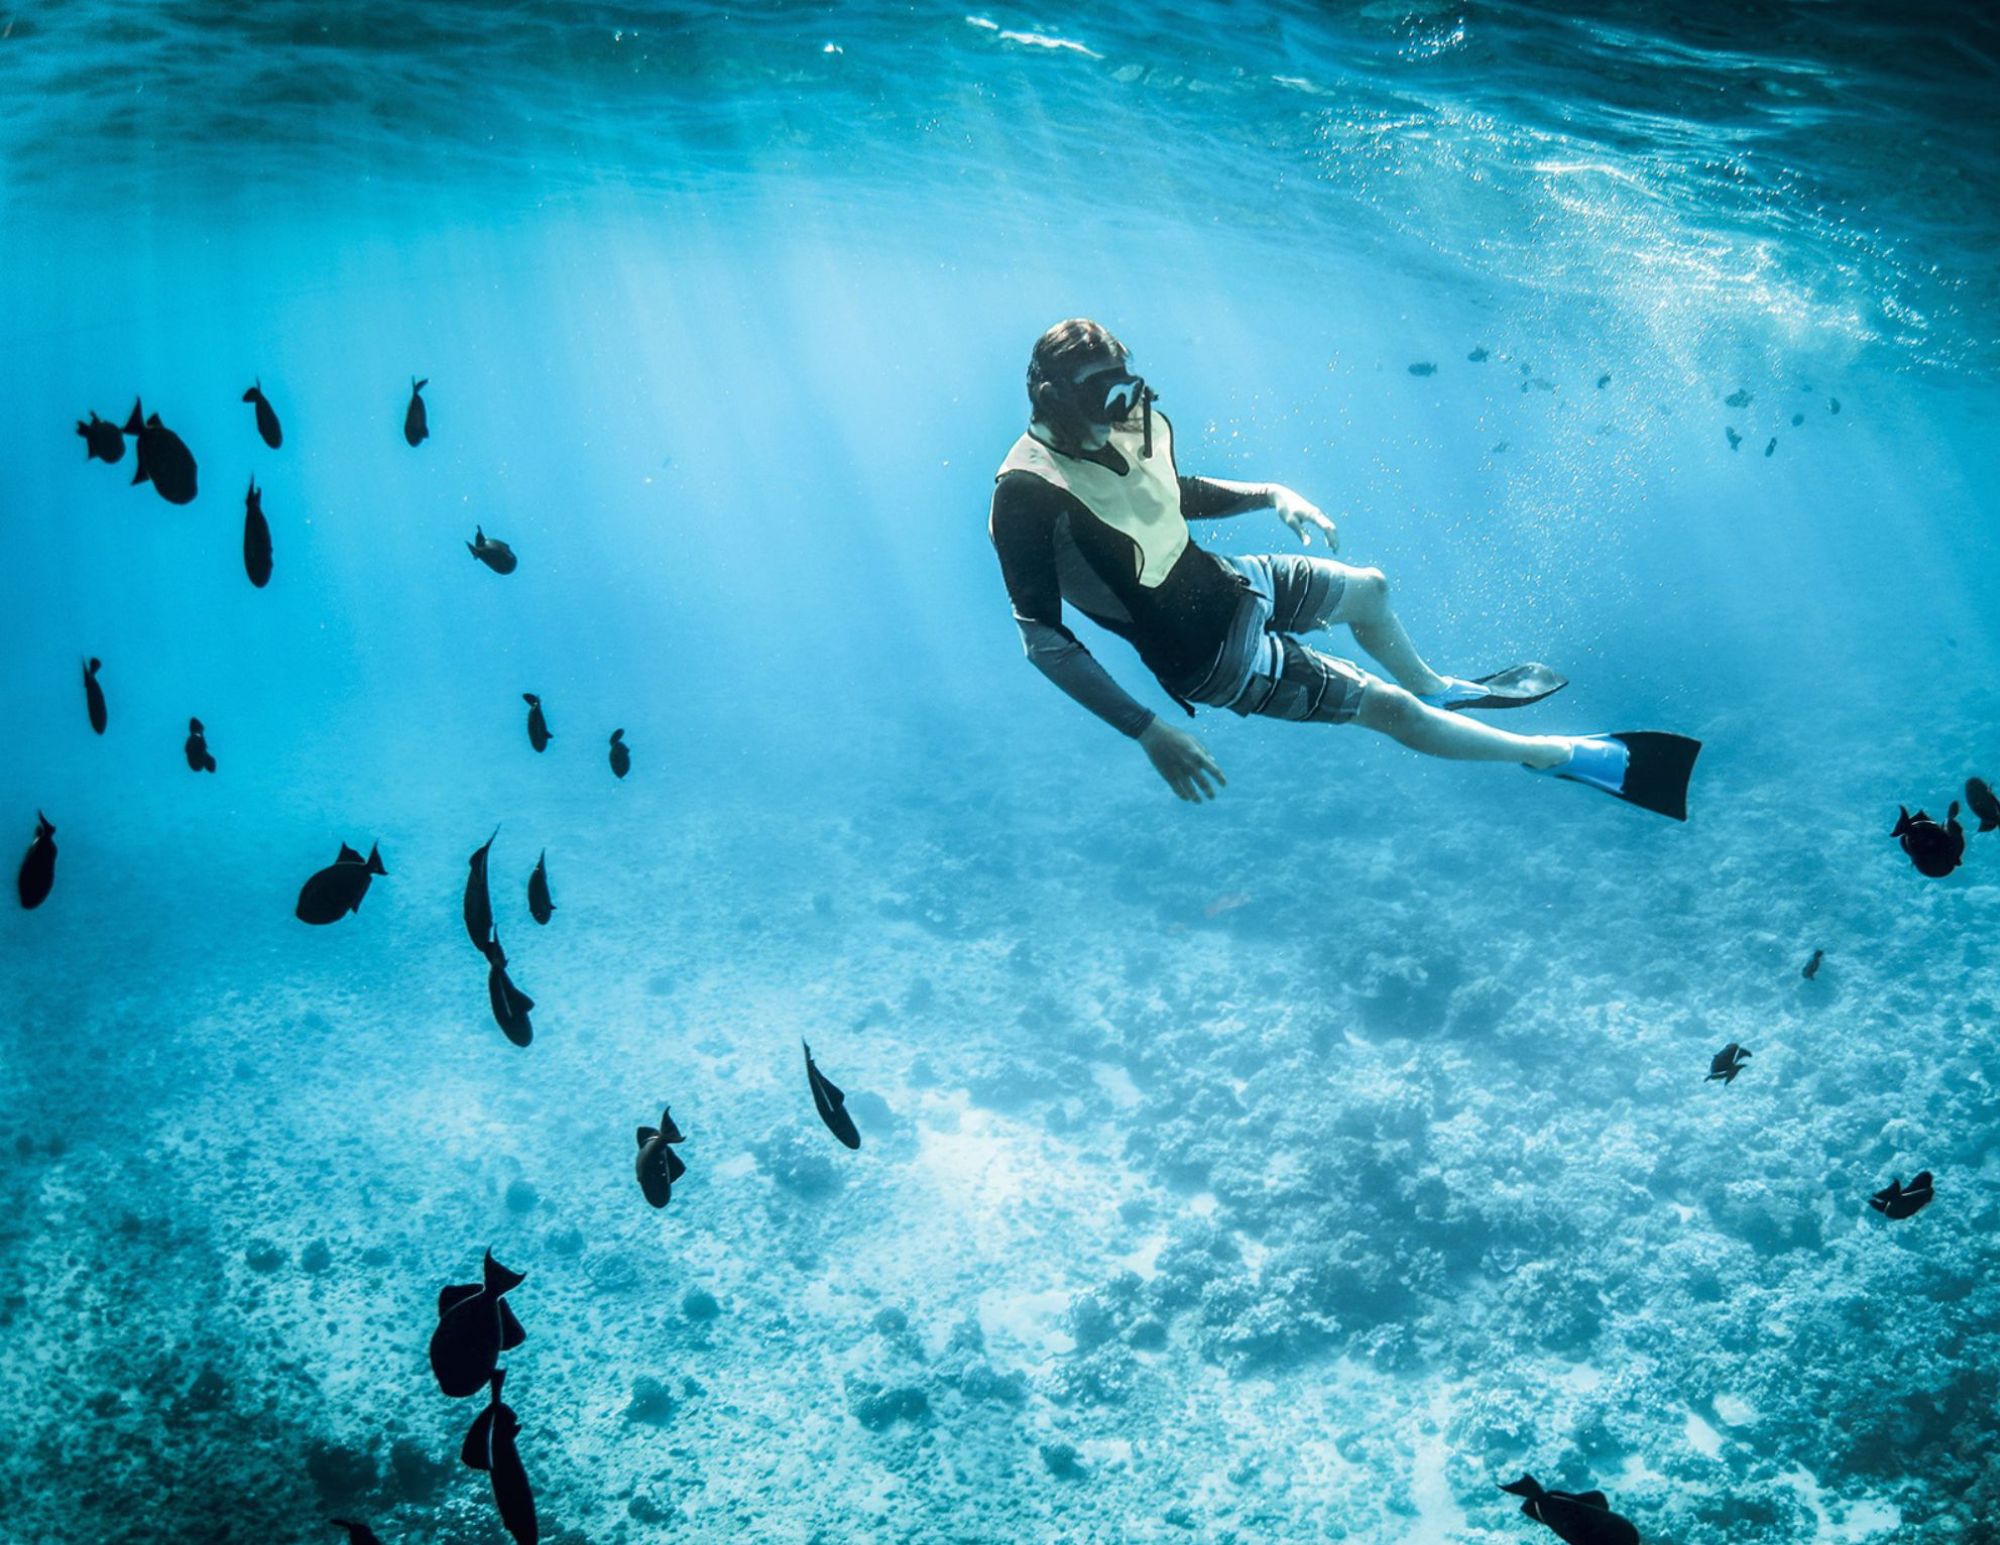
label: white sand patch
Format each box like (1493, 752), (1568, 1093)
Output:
(1783, 1467), (1903, 1541)
(1092, 1061), (1143, 1109)
(978, 1285), (1076, 1357)
(1714, 1392), (1759, 1425)
(1684, 1408), (1723, 1458)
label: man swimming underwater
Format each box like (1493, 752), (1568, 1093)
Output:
(989, 319), (1699, 819)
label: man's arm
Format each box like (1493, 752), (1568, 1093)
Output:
(1180, 475), (1279, 520)
(1181, 475), (1339, 548)
(990, 475), (1156, 738)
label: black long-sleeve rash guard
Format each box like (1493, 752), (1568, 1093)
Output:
(988, 446), (1275, 737)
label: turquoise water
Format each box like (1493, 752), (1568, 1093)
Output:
(4, 4), (1998, 1541)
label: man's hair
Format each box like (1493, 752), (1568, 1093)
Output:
(1026, 319), (1127, 404)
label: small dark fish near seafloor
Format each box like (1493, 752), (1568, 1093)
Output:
(528, 850), (554, 924)
(805, 1040), (861, 1150)
(429, 1249), (528, 1399)
(609, 727), (630, 779)
(523, 693), (551, 752)
(76, 411), (125, 464)
(244, 476), (273, 588)
(1870, 1171), (1933, 1220)
(636, 1106), (687, 1208)
(295, 842), (387, 924)
(484, 936), (536, 1047)
(404, 377), (429, 446)
(126, 398), (198, 505)
(1892, 803), (1965, 878)
(461, 1368), (538, 1545)
(465, 828), (498, 953)
(1802, 948), (1824, 981)
(184, 716), (216, 774)
(1499, 1474), (1639, 1544)
(1965, 776), (2000, 833)
(1706, 1043), (1750, 1083)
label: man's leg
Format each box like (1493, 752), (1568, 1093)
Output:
(1318, 566), (1452, 698)
(1353, 678), (1570, 767)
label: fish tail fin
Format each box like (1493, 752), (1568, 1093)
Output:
(482, 1250), (526, 1296)
(1892, 807), (1912, 837)
(413, 377), (427, 392)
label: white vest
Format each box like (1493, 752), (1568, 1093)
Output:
(996, 412), (1186, 588)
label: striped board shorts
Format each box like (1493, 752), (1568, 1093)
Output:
(1178, 554), (1373, 725)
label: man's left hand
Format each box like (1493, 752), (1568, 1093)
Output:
(1272, 487), (1339, 551)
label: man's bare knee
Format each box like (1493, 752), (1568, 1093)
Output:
(1342, 567), (1389, 625)
(1355, 679), (1421, 735)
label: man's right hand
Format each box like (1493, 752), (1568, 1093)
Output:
(1139, 719), (1226, 802)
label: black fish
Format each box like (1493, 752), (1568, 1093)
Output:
(330, 1523), (385, 1545)
(1791, 411), (1805, 427)
(1724, 387), (1752, 408)
(242, 380), (283, 448)
(1965, 777), (2000, 833)
(608, 728), (630, 779)
(295, 841), (386, 924)
(804, 1040), (861, 1150)
(465, 827), (498, 953)
(1407, 362), (1437, 376)
(1869, 1171), (1933, 1220)
(184, 717), (216, 774)
(17, 811), (56, 910)
(404, 377), (429, 446)
(1802, 948), (1824, 981)
(1595, 373), (1611, 389)
(483, 936), (535, 1047)
(82, 657), (107, 735)
(124, 398), (198, 504)
(461, 1369), (538, 1545)
(1830, 396), (1841, 414)
(430, 1250), (528, 1399)
(635, 1107), (687, 1208)
(1466, 346), (1489, 362)
(527, 850), (554, 925)
(1725, 427), (1742, 451)
(522, 693), (551, 752)
(1893, 803), (1965, 879)
(469, 527), (517, 575)
(1706, 1043), (1750, 1083)
(1764, 437), (1777, 457)
(76, 411), (125, 464)
(1499, 1475), (1638, 1545)
(243, 475), (273, 588)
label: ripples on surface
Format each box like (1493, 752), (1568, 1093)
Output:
(3, 1), (1997, 367)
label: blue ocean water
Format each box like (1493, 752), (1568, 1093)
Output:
(3, 3), (1999, 1540)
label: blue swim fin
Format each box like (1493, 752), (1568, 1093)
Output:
(1534, 732), (1701, 821)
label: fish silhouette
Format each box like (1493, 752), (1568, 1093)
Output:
(329, 1523), (385, 1545)
(1965, 777), (2000, 833)
(1407, 361), (1436, 376)
(522, 694), (551, 751)
(1466, 346), (1489, 362)
(484, 936), (535, 1047)
(635, 1107), (687, 1208)
(1802, 948), (1824, 981)
(804, 1040), (861, 1149)
(1706, 1043), (1750, 1083)
(1724, 387), (1752, 408)
(1893, 804), (1964, 879)
(461, 1369), (538, 1545)
(242, 380), (283, 448)
(1499, 1475), (1638, 1545)
(464, 828), (498, 953)
(295, 842), (386, 924)
(404, 377), (429, 446)
(184, 717), (216, 774)
(1870, 1171), (1933, 1220)
(82, 657), (107, 735)
(76, 411), (125, 464)
(16, 812), (56, 910)
(608, 728), (630, 779)
(243, 476), (273, 588)
(1725, 427), (1742, 451)
(469, 527), (517, 574)
(527, 850), (554, 925)
(430, 1250), (528, 1398)
(125, 399), (198, 504)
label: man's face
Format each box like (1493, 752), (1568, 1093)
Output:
(1060, 353), (1140, 451)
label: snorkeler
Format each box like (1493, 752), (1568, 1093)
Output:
(988, 319), (1700, 819)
